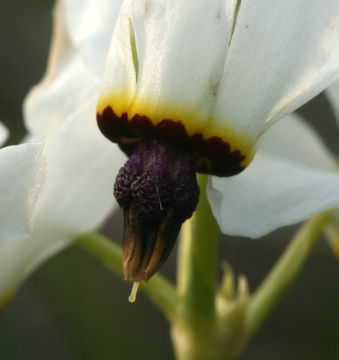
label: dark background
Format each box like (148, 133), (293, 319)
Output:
(0, 1), (338, 359)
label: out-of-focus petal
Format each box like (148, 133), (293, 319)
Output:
(24, 0), (100, 140)
(0, 96), (126, 306)
(35, 96), (126, 236)
(0, 122), (8, 146)
(25, 57), (99, 141)
(212, 0), (339, 143)
(0, 143), (46, 243)
(62, 0), (123, 77)
(207, 114), (339, 238)
(327, 80), (339, 126)
(258, 115), (337, 171)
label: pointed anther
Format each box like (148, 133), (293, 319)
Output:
(114, 140), (200, 282)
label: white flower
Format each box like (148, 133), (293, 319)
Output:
(0, 0), (339, 304)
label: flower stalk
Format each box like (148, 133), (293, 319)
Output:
(177, 174), (219, 322)
(172, 175), (228, 360)
(238, 210), (331, 353)
(76, 195), (331, 360)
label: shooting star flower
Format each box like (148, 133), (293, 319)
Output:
(1, 0), (339, 306)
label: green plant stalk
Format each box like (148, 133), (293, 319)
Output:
(177, 174), (219, 322)
(171, 175), (228, 360)
(75, 232), (178, 320)
(242, 211), (331, 346)
(75, 184), (330, 360)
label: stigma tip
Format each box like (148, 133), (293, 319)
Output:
(128, 282), (140, 303)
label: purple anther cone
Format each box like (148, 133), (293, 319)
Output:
(114, 140), (200, 282)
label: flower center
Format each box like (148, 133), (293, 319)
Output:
(114, 140), (200, 282)
(97, 104), (248, 176)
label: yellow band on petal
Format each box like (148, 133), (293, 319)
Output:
(97, 91), (254, 176)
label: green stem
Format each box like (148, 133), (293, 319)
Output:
(243, 211), (331, 342)
(75, 232), (178, 320)
(177, 174), (219, 322)
(172, 175), (232, 360)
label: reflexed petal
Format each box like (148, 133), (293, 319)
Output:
(213, 0), (339, 144)
(97, 0), (247, 176)
(62, 0), (123, 77)
(0, 97), (126, 305)
(327, 80), (339, 125)
(0, 122), (8, 146)
(97, 0), (139, 114)
(0, 143), (46, 243)
(99, 0), (237, 125)
(24, 0), (100, 140)
(207, 114), (339, 238)
(127, 0), (237, 131)
(98, 0), (339, 176)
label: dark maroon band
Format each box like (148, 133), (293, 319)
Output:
(97, 106), (246, 176)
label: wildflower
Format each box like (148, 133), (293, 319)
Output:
(96, 0), (339, 280)
(1, 0), (339, 305)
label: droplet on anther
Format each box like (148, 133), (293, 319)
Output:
(128, 281), (140, 303)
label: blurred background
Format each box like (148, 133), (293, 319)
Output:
(0, 1), (338, 359)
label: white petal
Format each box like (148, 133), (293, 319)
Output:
(35, 96), (126, 236)
(24, 1), (100, 140)
(98, 0), (251, 175)
(258, 114), (337, 171)
(207, 114), (339, 238)
(326, 80), (339, 126)
(0, 143), (46, 243)
(99, 0), (238, 135)
(25, 57), (100, 141)
(212, 0), (339, 143)
(0, 97), (126, 304)
(0, 122), (8, 146)
(62, 0), (123, 77)
(97, 0), (137, 109)
(130, 0), (236, 124)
